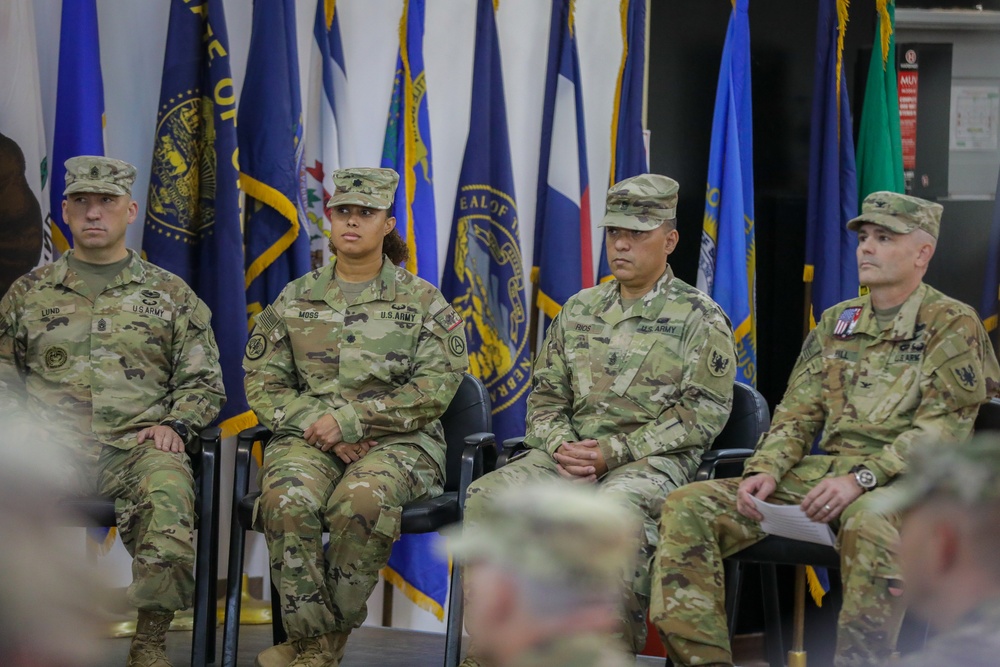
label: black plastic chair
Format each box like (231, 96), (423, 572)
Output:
(222, 373), (494, 667)
(716, 397), (1000, 667)
(56, 427), (222, 666)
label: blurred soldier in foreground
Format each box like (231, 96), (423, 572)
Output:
(0, 416), (108, 667)
(461, 174), (736, 664)
(0, 156), (226, 667)
(653, 191), (1000, 667)
(881, 434), (1000, 667)
(446, 482), (637, 667)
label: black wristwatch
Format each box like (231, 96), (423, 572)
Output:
(850, 465), (877, 493)
(163, 420), (190, 441)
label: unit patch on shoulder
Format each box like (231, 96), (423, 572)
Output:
(245, 333), (268, 360)
(449, 334), (467, 357)
(707, 346), (731, 377)
(433, 305), (464, 332)
(951, 362), (979, 392)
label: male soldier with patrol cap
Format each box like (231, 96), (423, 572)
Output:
(446, 482), (638, 667)
(879, 434), (1000, 667)
(460, 174), (737, 664)
(653, 191), (1000, 667)
(0, 156), (226, 667)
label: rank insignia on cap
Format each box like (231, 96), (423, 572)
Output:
(90, 166), (100, 178)
(353, 179), (362, 187)
(833, 307), (863, 338)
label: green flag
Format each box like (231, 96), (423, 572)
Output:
(856, 0), (904, 202)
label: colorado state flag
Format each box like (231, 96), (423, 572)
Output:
(442, 0), (530, 446)
(240, 0), (311, 325)
(533, 0), (592, 327)
(143, 0), (252, 436)
(696, 0), (757, 387)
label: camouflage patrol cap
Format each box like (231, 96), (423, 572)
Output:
(846, 191), (943, 240)
(63, 156), (137, 196)
(327, 167), (399, 210)
(599, 174), (679, 231)
(443, 482), (637, 588)
(876, 433), (1000, 514)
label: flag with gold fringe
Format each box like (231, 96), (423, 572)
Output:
(49, 0), (104, 258)
(442, 0), (530, 447)
(303, 0), (347, 270)
(979, 167), (1000, 340)
(696, 0), (757, 388)
(597, 0), (647, 283)
(532, 0), (592, 331)
(142, 0), (253, 438)
(240, 0), (311, 329)
(378, 0), (450, 622)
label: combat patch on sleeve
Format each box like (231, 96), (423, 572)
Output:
(433, 305), (464, 333)
(245, 333), (268, 360)
(706, 345), (732, 377)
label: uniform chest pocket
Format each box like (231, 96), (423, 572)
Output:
(852, 362), (921, 423)
(23, 303), (86, 370)
(339, 320), (417, 388)
(611, 337), (682, 417)
(564, 332), (607, 397)
(284, 308), (344, 390)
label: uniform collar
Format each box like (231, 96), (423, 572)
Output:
(312, 255), (397, 310)
(50, 249), (147, 295)
(598, 265), (675, 326)
(855, 282), (928, 342)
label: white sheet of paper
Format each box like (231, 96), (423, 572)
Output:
(751, 497), (837, 547)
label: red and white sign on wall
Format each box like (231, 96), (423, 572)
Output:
(898, 48), (919, 186)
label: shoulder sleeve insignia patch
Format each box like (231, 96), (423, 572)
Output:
(433, 305), (463, 332)
(256, 304), (281, 334)
(951, 361), (979, 391)
(707, 345), (732, 377)
(245, 333), (268, 361)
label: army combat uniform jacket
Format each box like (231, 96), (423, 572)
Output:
(526, 266), (737, 484)
(243, 257), (468, 474)
(745, 282), (1000, 484)
(895, 599), (1000, 667)
(0, 250), (225, 453)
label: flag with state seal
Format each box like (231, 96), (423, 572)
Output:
(442, 0), (530, 446)
(142, 0), (253, 436)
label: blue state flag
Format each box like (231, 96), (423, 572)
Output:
(533, 0), (592, 326)
(805, 0), (859, 328)
(303, 0), (348, 269)
(442, 0), (530, 446)
(597, 0), (648, 283)
(240, 0), (311, 326)
(143, 0), (253, 437)
(379, 0), (449, 624)
(381, 0), (438, 283)
(50, 0), (104, 256)
(980, 167), (1000, 337)
(696, 0), (756, 387)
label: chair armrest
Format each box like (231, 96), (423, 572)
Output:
(233, 425), (272, 501)
(694, 448), (755, 482)
(496, 437), (527, 469)
(457, 433), (498, 519)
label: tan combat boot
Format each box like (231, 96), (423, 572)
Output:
(286, 631), (350, 667)
(255, 640), (298, 667)
(126, 610), (174, 667)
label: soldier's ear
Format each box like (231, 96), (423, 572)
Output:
(383, 215), (396, 236)
(126, 199), (139, 225)
(664, 227), (679, 255)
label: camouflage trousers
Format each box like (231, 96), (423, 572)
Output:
(94, 442), (196, 612)
(255, 438), (442, 639)
(464, 448), (679, 654)
(651, 456), (906, 667)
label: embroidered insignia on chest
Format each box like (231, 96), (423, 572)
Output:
(44, 346), (68, 370)
(833, 307), (862, 338)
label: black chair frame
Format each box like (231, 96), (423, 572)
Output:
(222, 373), (494, 667)
(57, 426), (222, 666)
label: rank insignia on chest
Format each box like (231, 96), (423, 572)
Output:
(833, 307), (862, 339)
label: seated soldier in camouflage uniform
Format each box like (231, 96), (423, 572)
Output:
(0, 156), (226, 667)
(876, 434), (1000, 667)
(447, 482), (639, 667)
(653, 192), (1000, 667)
(243, 168), (469, 667)
(461, 174), (737, 664)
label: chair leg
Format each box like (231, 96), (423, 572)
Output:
(221, 527), (247, 667)
(442, 559), (464, 667)
(192, 530), (213, 666)
(760, 564), (785, 667)
(724, 560), (745, 644)
(271, 578), (287, 644)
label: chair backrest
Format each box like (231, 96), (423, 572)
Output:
(439, 373), (492, 492)
(975, 397), (1000, 432)
(711, 381), (771, 452)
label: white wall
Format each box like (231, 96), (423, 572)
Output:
(29, 0), (626, 635)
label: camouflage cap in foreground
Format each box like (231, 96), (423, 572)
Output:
(443, 481), (638, 588)
(599, 174), (679, 231)
(846, 191), (943, 240)
(875, 433), (1000, 514)
(63, 155), (137, 196)
(327, 167), (399, 210)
